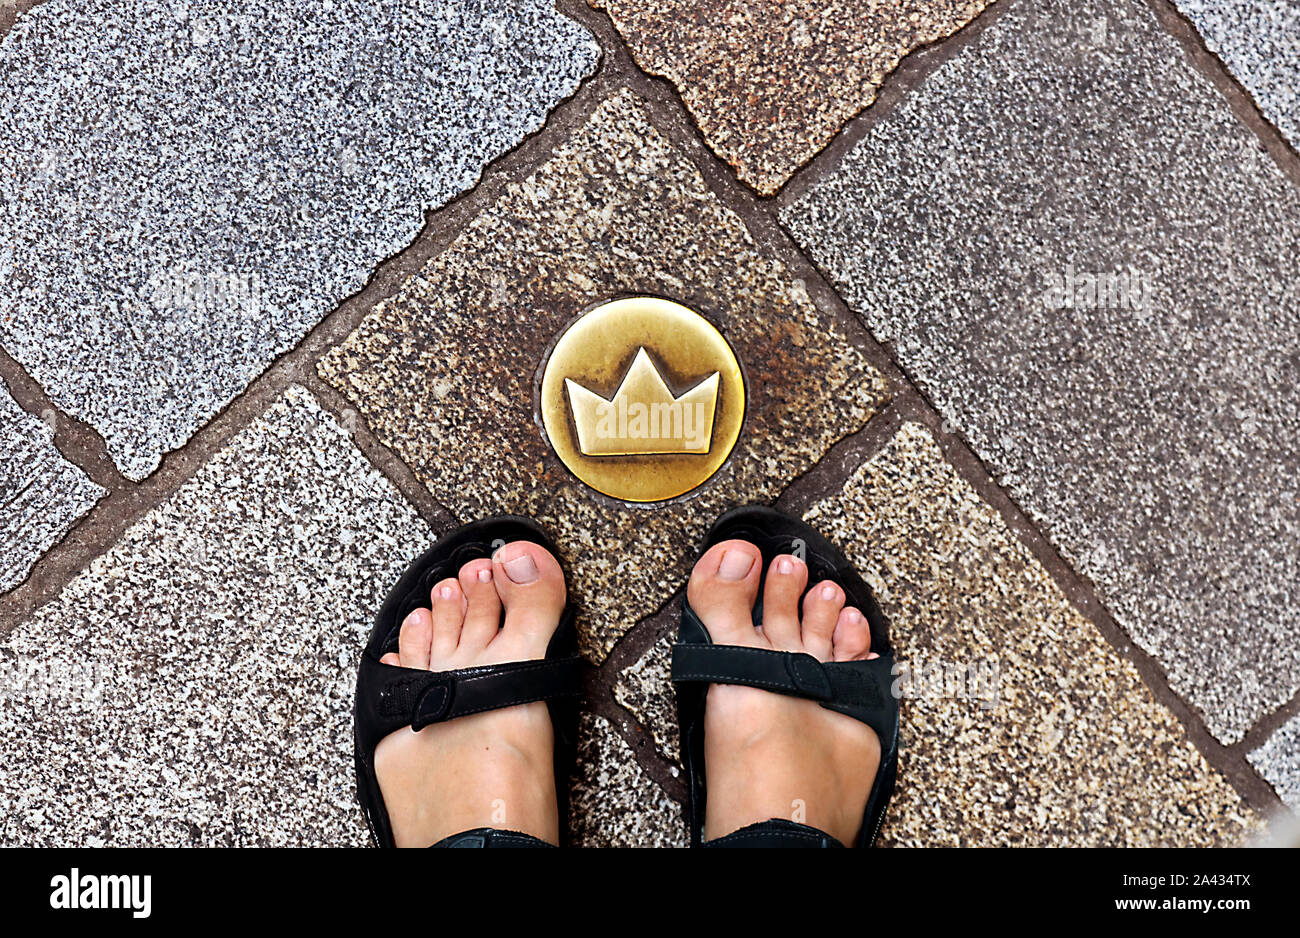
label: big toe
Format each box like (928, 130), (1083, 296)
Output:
(686, 539), (763, 645)
(492, 540), (566, 648)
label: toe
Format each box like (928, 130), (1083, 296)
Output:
(397, 608), (433, 670)
(800, 580), (845, 661)
(457, 558), (501, 652)
(831, 607), (874, 662)
(428, 578), (465, 663)
(685, 539), (764, 646)
(380, 652), (400, 666)
(492, 541), (566, 647)
(760, 554), (807, 652)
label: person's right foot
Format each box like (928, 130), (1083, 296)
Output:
(686, 539), (882, 845)
(373, 541), (566, 847)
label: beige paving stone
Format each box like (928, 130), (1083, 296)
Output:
(568, 713), (685, 847)
(800, 423), (1257, 846)
(589, 0), (995, 194)
(319, 89), (886, 663)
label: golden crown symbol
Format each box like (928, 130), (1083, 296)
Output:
(564, 347), (719, 457)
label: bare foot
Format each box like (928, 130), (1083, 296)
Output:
(686, 539), (881, 845)
(373, 541), (566, 847)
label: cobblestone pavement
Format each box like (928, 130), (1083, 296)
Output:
(1, 0), (1296, 845)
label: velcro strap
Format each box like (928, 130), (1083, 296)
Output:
(379, 656), (584, 731)
(671, 643), (895, 739)
(671, 644), (834, 700)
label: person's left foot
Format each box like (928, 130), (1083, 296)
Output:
(374, 541), (566, 847)
(686, 540), (882, 845)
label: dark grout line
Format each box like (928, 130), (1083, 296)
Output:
(774, 398), (912, 518)
(0, 348), (128, 494)
(1234, 685), (1300, 755)
(1144, 0), (1300, 190)
(300, 374), (460, 534)
(597, 590), (679, 678)
(584, 665), (688, 804)
(772, 0), (1016, 211)
(0, 0), (46, 38)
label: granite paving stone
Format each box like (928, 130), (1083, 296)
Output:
(1175, 0), (1299, 149)
(589, 0), (995, 194)
(319, 89), (887, 663)
(0, 381), (104, 593)
(1248, 714), (1300, 808)
(783, 0), (1300, 744)
(0, 386), (432, 846)
(611, 423), (1257, 844)
(569, 713), (686, 847)
(0, 0), (598, 480)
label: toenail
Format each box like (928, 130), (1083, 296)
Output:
(477, 568), (492, 583)
(718, 549), (754, 581)
(845, 609), (861, 623)
(778, 558), (793, 574)
(821, 585), (837, 600)
(403, 610), (422, 628)
(439, 586), (455, 600)
(503, 553), (540, 584)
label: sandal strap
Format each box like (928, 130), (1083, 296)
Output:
(670, 642), (896, 739)
(365, 654), (583, 732)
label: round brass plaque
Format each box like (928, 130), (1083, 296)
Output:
(540, 297), (745, 503)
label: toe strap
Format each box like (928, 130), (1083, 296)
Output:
(670, 643), (897, 741)
(356, 653), (583, 753)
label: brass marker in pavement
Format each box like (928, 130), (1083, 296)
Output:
(540, 297), (745, 502)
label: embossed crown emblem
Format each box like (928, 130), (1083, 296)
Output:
(564, 347), (719, 457)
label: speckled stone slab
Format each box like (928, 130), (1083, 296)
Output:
(589, 0), (994, 194)
(783, 0), (1300, 745)
(0, 383), (104, 593)
(319, 89), (888, 663)
(0, 0), (598, 480)
(1175, 0), (1299, 148)
(569, 713), (685, 847)
(0, 386), (432, 846)
(609, 424), (1257, 845)
(1248, 715), (1300, 809)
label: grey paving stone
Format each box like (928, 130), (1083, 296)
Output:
(1175, 0), (1299, 149)
(0, 382), (104, 593)
(0, 0), (598, 480)
(0, 386), (432, 845)
(569, 713), (686, 847)
(784, 0), (1300, 744)
(1248, 714), (1300, 808)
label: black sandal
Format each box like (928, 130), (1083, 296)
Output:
(353, 516), (583, 848)
(671, 505), (901, 848)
